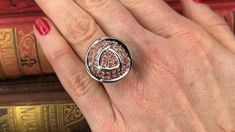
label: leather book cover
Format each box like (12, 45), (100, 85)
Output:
(0, 1), (91, 131)
(0, 14), (54, 79)
(0, 0), (41, 16)
(0, 103), (90, 132)
(0, 74), (91, 132)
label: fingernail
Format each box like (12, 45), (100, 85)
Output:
(35, 17), (50, 36)
(193, 0), (205, 3)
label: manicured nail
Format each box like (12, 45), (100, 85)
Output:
(193, 0), (205, 3)
(35, 17), (50, 36)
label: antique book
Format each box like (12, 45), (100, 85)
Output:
(0, 1), (92, 132)
(0, 0), (40, 16)
(0, 103), (89, 132)
(0, 74), (91, 132)
(0, 16), (54, 79)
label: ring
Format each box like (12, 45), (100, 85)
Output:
(85, 36), (132, 83)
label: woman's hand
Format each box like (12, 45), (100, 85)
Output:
(34, 0), (235, 131)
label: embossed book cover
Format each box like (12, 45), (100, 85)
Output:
(0, 1), (90, 131)
(0, 104), (87, 132)
(0, 75), (91, 132)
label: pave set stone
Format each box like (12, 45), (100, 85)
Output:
(86, 39), (131, 82)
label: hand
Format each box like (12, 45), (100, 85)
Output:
(34, 0), (235, 131)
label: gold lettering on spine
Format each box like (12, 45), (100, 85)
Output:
(16, 107), (42, 132)
(0, 29), (21, 78)
(0, 104), (84, 132)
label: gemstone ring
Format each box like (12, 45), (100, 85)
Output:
(85, 36), (132, 83)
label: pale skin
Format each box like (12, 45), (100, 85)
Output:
(34, 0), (235, 131)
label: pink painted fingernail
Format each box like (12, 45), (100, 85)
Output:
(35, 17), (50, 36)
(193, 0), (205, 3)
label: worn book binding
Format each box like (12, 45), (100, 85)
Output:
(0, 103), (89, 132)
(0, 74), (91, 132)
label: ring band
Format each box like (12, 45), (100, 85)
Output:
(85, 36), (132, 83)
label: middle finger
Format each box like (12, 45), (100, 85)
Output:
(74, 0), (147, 46)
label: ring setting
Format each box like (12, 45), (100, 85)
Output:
(85, 37), (132, 83)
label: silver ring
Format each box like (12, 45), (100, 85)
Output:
(85, 36), (132, 83)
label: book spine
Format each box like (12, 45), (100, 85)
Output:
(0, 103), (90, 132)
(0, 0), (41, 16)
(0, 14), (53, 79)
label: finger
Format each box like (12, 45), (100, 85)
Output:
(34, 17), (115, 129)
(72, 0), (157, 103)
(180, 0), (235, 52)
(74, 0), (147, 44)
(34, 0), (139, 109)
(119, 0), (188, 37)
(34, 0), (106, 60)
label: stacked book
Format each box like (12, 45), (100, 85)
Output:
(0, 0), (90, 131)
(0, 0), (234, 131)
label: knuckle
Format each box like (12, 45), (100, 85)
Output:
(77, 0), (110, 10)
(47, 47), (71, 63)
(47, 48), (95, 98)
(175, 27), (212, 53)
(155, 17), (189, 38)
(121, 0), (143, 8)
(173, 23), (203, 43)
(64, 16), (97, 44)
(207, 14), (228, 29)
(180, 29), (202, 43)
(69, 71), (94, 97)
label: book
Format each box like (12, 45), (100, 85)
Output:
(0, 74), (91, 132)
(0, 1), (92, 132)
(0, 0), (41, 16)
(0, 15), (54, 79)
(0, 103), (90, 132)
